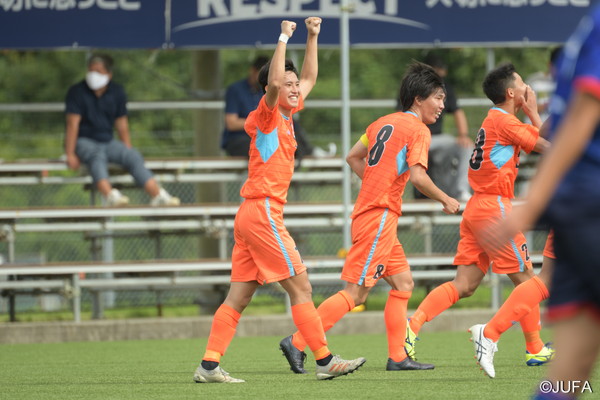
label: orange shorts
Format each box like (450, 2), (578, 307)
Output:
(341, 208), (410, 287)
(231, 198), (306, 284)
(454, 194), (532, 274)
(543, 230), (556, 259)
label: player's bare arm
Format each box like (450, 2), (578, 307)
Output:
(299, 17), (321, 100)
(533, 136), (551, 154)
(521, 86), (543, 129)
(346, 139), (368, 179)
(409, 164), (460, 214)
(265, 20), (296, 109)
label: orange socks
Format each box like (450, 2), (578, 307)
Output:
(291, 290), (355, 351)
(385, 290), (411, 362)
(483, 276), (549, 346)
(291, 302), (331, 360)
(410, 281), (459, 335)
(521, 305), (545, 354)
(202, 304), (241, 362)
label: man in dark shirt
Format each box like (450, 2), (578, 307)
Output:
(221, 56), (268, 157)
(64, 53), (179, 206)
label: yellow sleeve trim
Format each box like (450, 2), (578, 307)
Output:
(359, 133), (369, 147)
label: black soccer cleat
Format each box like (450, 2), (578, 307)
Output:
(386, 357), (435, 371)
(279, 335), (307, 374)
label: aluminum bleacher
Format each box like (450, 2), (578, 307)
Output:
(0, 156), (541, 323)
(0, 157), (344, 186)
(0, 255), (544, 323)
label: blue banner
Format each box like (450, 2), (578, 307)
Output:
(0, 0), (593, 49)
(170, 0), (592, 48)
(0, 0), (166, 49)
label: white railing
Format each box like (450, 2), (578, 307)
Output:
(0, 256), (543, 323)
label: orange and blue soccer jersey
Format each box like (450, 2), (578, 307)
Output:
(231, 95), (307, 285)
(468, 107), (539, 198)
(351, 111), (430, 219)
(455, 108), (539, 274)
(341, 112), (429, 287)
(241, 95), (304, 204)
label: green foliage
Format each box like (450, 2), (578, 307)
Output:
(0, 47), (554, 161)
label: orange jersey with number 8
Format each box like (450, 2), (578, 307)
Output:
(352, 112), (430, 219)
(467, 108), (539, 198)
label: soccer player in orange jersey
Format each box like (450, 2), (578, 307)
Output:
(279, 62), (460, 374)
(488, 8), (600, 393)
(193, 18), (366, 384)
(405, 63), (551, 378)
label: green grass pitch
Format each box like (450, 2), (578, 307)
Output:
(1, 329), (597, 399)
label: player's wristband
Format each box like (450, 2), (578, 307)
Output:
(278, 33), (289, 44)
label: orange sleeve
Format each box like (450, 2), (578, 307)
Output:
(500, 116), (539, 154)
(407, 125), (430, 169)
(248, 96), (278, 137)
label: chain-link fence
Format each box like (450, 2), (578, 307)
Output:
(0, 103), (549, 318)
(0, 174), (549, 317)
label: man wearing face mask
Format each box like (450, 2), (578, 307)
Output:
(64, 53), (180, 206)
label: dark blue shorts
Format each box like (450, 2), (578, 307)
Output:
(547, 217), (600, 322)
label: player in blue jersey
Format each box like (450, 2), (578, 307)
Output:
(491, 5), (600, 399)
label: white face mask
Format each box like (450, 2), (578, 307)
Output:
(86, 71), (110, 90)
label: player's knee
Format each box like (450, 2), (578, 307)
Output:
(455, 283), (476, 298)
(224, 293), (252, 313)
(400, 279), (414, 292)
(286, 285), (313, 304)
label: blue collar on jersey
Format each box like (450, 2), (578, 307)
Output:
(491, 106), (509, 114)
(404, 111), (419, 118)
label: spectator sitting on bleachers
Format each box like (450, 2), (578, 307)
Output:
(64, 53), (179, 207)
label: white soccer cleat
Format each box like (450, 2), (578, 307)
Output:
(469, 324), (498, 378)
(193, 365), (245, 383)
(105, 188), (129, 207)
(315, 355), (366, 380)
(150, 188), (180, 206)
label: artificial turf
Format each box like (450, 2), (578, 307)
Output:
(0, 329), (597, 399)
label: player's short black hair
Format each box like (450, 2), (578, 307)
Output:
(257, 59), (299, 94)
(87, 53), (114, 73)
(482, 63), (517, 105)
(398, 61), (445, 112)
